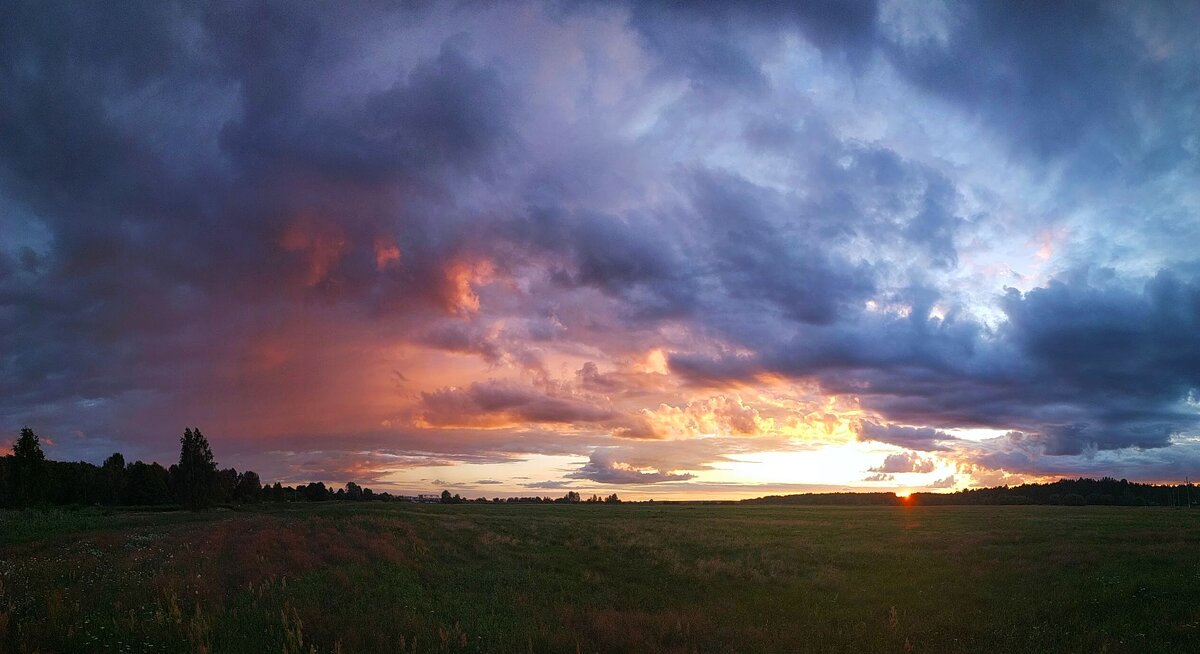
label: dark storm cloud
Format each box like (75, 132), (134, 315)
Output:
(629, 4), (770, 95)
(867, 274), (1200, 455)
(2, 0), (1198, 487)
(0, 2), (522, 428)
(685, 168), (876, 326)
(993, 271), (1200, 454)
(626, 0), (1200, 186)
(669, 282), (984, 385)
(419, 380), (617, 427)
(860, 423), (954, 452)
(506, 202), (700, 322)
(522, 141), (967, 343)
(219, 34), (515, 182)
(881, 2), (1200, 172)
(678, 270), (1200, 457)
(967, 439), (1200, 482)
(1002, 271), (1200, 402)
(625, 0), (880, 82)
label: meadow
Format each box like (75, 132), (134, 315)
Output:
(1, 503), (1198, 653)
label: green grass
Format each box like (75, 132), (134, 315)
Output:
(2, 503), (1199, 652)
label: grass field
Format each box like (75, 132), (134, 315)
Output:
(2, 503), (1199, 653)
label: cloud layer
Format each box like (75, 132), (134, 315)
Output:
(2, 1), (1198, 494)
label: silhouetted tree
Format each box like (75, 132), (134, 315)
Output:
(213, 467), (238, 503)
(555, 491), (582, 503)
(125, 461), (171, 505)
(0, 456), (9, 508)
(175, 427), (217, 510)
(441, 489), (452, 503)
(12, 427), (47, 506)
(46, 460), (98, 505)
(346, 481), (364, 501)
(235, 470), (262, 502)
(100, 452), (127, 505)
(300, 481), (329, 501)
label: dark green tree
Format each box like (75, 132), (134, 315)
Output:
(175, 427), (217, 510)
(101, 452), (127, 505)
(0, 457), (9, 508)
(234, 470), (262, 502)
(300, 481), (329, 501)
(12, 427), (47, 506)
(125, 461), (171, 505)
(213, 468), (238, 503)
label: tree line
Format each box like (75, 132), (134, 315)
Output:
(0, 427), (403, 510)
(742, 492), (901, 506)
(907, 477), (1197, 506)
(437, 489), (621, 504)
(745, 477), (1199, 507)
(0, 427), (623, 510)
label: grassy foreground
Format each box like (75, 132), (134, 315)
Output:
(1, 504), (1198, 653)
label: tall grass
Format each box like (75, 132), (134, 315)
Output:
(2, 504), (1198, 652)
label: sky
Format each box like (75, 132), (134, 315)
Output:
(2, 1), (1200, 499)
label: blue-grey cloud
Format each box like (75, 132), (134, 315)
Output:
(567, 449), (696, 485)
(870, 452), (935, 474)
(860, 423), (955, 452)
(1, 0), (1198, 487)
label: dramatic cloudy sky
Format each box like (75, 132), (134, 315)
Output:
(3, 1), (1199, 497)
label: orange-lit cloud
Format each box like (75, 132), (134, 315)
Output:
(442, 258), (496, 316)
(279, 217), (351, 288)
(639, 395), (767, 438)
(373, 236), (402, 271)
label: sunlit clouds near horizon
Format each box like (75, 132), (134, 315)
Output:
(3, 1), (1200, 497)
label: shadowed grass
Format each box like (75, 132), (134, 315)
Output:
(2, 503), (1199, 652)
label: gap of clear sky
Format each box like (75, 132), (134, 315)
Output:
(2, 1), (1200, 498)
